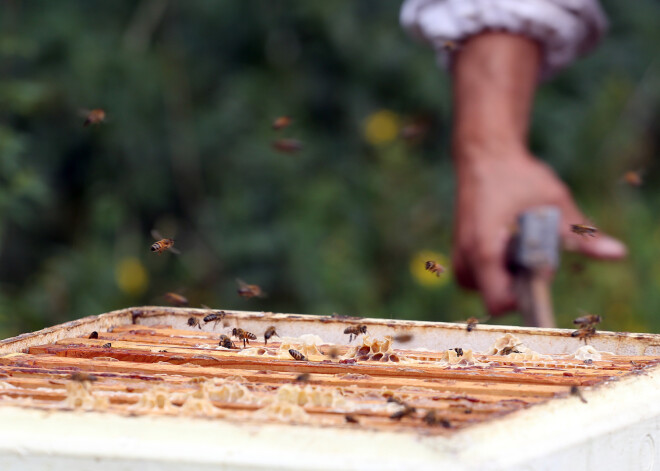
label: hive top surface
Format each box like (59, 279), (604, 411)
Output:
(1, 307), (659, 470)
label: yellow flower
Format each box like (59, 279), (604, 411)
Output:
(115, 257), (148, 296)
(410, 250), (450, 287)
(363, 110), (400, 146)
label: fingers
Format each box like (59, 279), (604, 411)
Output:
(474, 261), (517, 315)
(457, 227), (517, 315)
(452, 250), (477, 290)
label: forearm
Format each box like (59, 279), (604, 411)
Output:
(451, 33), (541, 161)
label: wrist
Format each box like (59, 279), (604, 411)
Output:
(452, 135), (531, 170)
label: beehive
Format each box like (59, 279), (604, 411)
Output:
(1, 306), (659, 470)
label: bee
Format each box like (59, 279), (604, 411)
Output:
(164, 292), (189, 306)
(570, 224), (598, 237)
(423, 410), (451, 428)
(570, 385), (587, 403)
(389, 403), (416, 420)
(573, 312), (602, 329)
(393, 333), (413, 343)
(88, 331), (99, 339)
(326, 345), (341, 359)
(272, 138), (303, 153)
(344, 324), (367, 342)
(571, 326), (596, 342)
(150, 230), (180, 255)
(232, 328), (257, 348)
(102, 343), (112, 348)
(622, 170), (643, 187)
(236, 279), (265, 299)
(466, 317), (480, 332)
(295, 373), (311, 382)
(82, 108), (106, 127)
(571, 311), (601, 341)
(424, 260), (445, 277)
(442, 40), (459, 51)
(187, 317), (202, 329)
(500, 346), (522, 355)
(203, 310), (226, 329)
(387, 396), (404, 405)
(288, 348), (307, 361)
(70, 372), (98, 382)
(400, 120), (430, 141)
(569, 261), (585, 275)
(453, 347), (463, 357)
(264, 326), (279, 345)
(345, 414), (359, 424)
(272, 116), (292, 131)
(219, 334), (237, 349)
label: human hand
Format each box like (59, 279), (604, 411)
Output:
(452, 145), (627, 315)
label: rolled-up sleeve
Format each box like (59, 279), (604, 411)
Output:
(400, 0), (608, 79)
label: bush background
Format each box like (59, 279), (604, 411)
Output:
(1, 0), (659, 338)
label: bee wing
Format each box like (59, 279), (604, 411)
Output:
(201, 304), (210, 309)
(169, 246), (181, 255)
(573, 316), (590, 326)
(236, 278), (248, 289)
(151, 229), (163, 240)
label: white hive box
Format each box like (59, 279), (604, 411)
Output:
(0, 306), (658, 470)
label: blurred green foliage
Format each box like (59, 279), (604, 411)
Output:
(1, 0), (659, 339)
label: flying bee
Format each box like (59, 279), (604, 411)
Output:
(424, 260), (445, 277)
(389, 403), (416, 420)
(288, 348), (307, 361)
(442, 40), (459, 51)
(187, 317), (202, 329)
(82, 108), (106, 127)
(344, 324), (367, 342)
(400, 117), (430, 142)
(622, 170), (643, 187)
(393, 333), (413, 343)
(219, 334), (237, 349)
(570, 385), (587, 403)
(232, 328), (257, 348)
(295, 373), (310, 382)
(572, 311), (601, 341)
(264, 326), (279, 345)
(102, 343), (112, 348)
(272, 138), (303, 153)
(88, 331), (99, 339)
(570, 224), (598, 238)
(573, 312), (602, 329)
(272, 116), (292, 130)
(70, 372), (98, 382)
(150, 230), (180, 255)
(453, 347), (463, 357)
(236, 279), (265, 299)
(164, 292), (189, 306)
(466, 317), (479, 332)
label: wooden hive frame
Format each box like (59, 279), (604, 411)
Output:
(1, 306), (659, 470)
